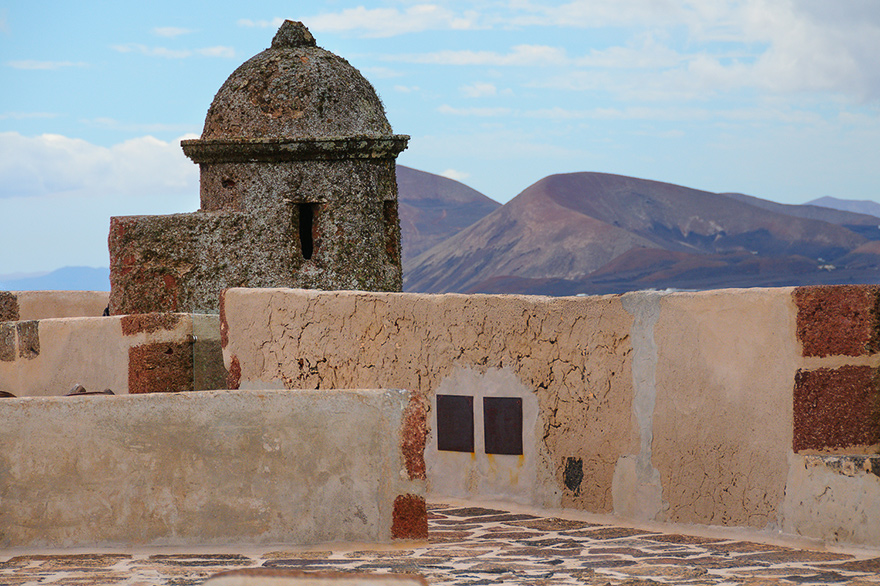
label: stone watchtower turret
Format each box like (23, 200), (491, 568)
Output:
(109, 20), (408, 314)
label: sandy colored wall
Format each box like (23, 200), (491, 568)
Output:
(644, 289), (798, 528)
(0, 388), (426, 548)
(220, 287), (880, 547)
(221, 288), (636, 511)
(0, 290), (109, 321)
(0, 313), (223, 396)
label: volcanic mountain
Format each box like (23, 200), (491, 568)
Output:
(404, 172), (880, 295)
(396, 165), (501, 262)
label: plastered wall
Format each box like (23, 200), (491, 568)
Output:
(221, 288), (636, 511)
(221, 286), (880, 546)
(0, 290), (108, 322)
(0, 388), (426, 548)
(0, 313), (223, 396)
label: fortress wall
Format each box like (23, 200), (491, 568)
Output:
(0, 290), (109, 321)
(220, 288), (637, 512)
(0, 313), (224, 397)
(0, 388), (426, 548)
(221, 287), (880, 545)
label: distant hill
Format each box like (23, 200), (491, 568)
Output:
(721, 193), (880, 241)
(807, 196), (880, 219)
(405, 172), (880, 295)
(396, 165), (501, 262)
(0, 267), (110, 291)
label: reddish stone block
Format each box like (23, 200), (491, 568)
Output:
(401, 392), (427, 481)
(794, 285), (880, 357)
(121, 313), (182, 336)
(391, 494), (427, 539)
(16, 321), (39, 359)
(128, 342), (194, 394)
(0, 291), (19, 322)
(227, 354), (241, 390)
(0, 323), (15, 362)
(793, 366), (880, 452)
(218, 289), (229, 349)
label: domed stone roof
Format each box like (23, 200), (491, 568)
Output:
(200, 20), (392, 140)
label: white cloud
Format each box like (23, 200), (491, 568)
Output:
(197, 46), (236, 58)
(153, 27), (194, 38)
(507, 0), (687, 28)
(237, 17), (286, 29)
(6, 60), (88, 70)
(0, 132), (198, 199)
(440, 169), (471, 181)
(461, 82), (497, 98)
(574, 34), (684, 69)
(437, 105), (514, 117)
(394, 85), (420, 93)
(361, 66), (404, 79)
(112, 44), (190, 58)
(111, 44), (235, 59)
(303, 5), (482, 38)
(387, 44), (567, 66)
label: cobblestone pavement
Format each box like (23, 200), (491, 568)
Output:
(3, 502), (880, 585)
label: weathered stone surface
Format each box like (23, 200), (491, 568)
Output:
(392, 494), (428, 540)
(0, 291), (19, 322)
(121, 313), (183, 336)
(794, 285), (880, 357)
(197, 21), (392, 142)
(0, 322), (14, 362)
(16, 321), (39, 360)
(128, 342), (194, 394)
(793, 365), (880, 452)
(109, 21), (407, 315)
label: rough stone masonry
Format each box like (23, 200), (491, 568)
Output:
(108, 20), (409, 315)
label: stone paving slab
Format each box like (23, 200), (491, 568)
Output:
(2, 502), (880, 585)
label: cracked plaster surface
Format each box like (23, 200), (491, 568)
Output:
(222, 289), (635, 513)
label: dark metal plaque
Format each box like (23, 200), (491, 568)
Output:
(483, 397), (523, 455)
(436, 394), (474, 452)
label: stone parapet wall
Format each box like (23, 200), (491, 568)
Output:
(0, 313), (224, 397)
(220, 286), (880, 547)
(0, 290), (109, 322)
(0, 388), (426, 548)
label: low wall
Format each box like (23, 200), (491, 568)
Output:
(0, 290), (109, 321)
(0, 313), (224, 396)
(0, 388), (427, 548)
(220, 286), (880, 547)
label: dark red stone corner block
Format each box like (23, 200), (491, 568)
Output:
(226, 354), (241, 390)
(128, 342), (194, 394)
(794, 285), (880, 357)
(0, 291), (19, 322)
(401, 391), (428, 481)
(794, 366), (880, 452)
(121, 313), (183, 336)
(392, 494), (427, 539)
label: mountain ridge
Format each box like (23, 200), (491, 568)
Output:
(404, 171), (878, 294)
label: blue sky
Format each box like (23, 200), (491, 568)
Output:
(2, 0), (880, 275)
